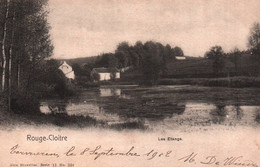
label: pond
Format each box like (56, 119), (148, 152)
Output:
(40, 85), (260, 131)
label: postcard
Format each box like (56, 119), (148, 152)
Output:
(0, 0), (259, 166)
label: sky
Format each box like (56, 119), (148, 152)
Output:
(48, 0), (260, 59)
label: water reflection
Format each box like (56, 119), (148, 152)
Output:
(40, 100), (122, 123)
(210, 104), (228, 124)
(100, 88), (121, 97)
(40, 100), (69, 114)
(40, 87), (260, 130)
(232, 104), (244, 120)
(100, 87), (131, 99)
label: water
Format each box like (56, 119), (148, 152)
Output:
(40, 85), (260, 130)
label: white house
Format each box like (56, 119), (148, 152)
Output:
(59, 61), (75, 80)
(91, 68), (120, 81)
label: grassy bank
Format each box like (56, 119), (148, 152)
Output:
(0, 110), (104, 129)
(0, 110), (148, 130)
(159, 77), (260, 88)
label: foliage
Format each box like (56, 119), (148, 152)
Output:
(172, 46), (184, 57)
(205, 46), (225, 75)
(73, 40), (183, 86)
(91, 72), (100, 81)
(11, 91), (41, 114)
(226, 47), (241, 73)
(248, 22), (260, 76)
(113, 41), (183, 85)
(110, 72), (116, 81)
(72, 63), (85, 76)
(115, 42), (131, 67)
(0, 0), (54, 112)
(139, 41), (162, 85)
(248, 22), (260, 62)
(115, 51), (128, 68)
(96, 53), (118, 68)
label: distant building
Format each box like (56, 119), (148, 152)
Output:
(91, 67), (120, 81)
(176, 56), (186, 60)
(59, 61), (75, 80)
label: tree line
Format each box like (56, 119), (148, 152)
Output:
(74, 20), (260, 85)
(74, 22), (260, 84)
(205, 22), (260, 76)
(70, 22), (260, 86)
(73, 41), (184, 85)
(0, 0), (70, 113)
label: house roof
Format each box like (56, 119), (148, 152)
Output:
(92, 67), (119, 73)
(59, 61), (70, 67)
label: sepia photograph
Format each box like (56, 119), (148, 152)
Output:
(0, 0), (259, 166)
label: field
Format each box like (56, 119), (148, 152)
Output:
(166, 55), (259, 78)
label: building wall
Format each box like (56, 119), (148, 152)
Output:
(99, 73), (111, 81)
(59, 62), (75, 79)
(66, 71), (75, 80)
(115, 72), (120, 79)
(96, 72), (120, 81)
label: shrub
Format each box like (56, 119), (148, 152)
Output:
(0, 93), (7, 112)
(51, 113), (99, 127)
(110, 121), (146, 130)
(11, 92), (41, 114)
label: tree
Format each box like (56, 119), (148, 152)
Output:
(0, 0), (53, 111)
(133, 41), (144, 67)
(115, 41), (132, 67)
(248, 22), (260, 76)
(107, 54), (118, 68)
(248, 22), (260, 61)
(140, 41), (162, 85)
(172, 46), (184, 57)
(141, 53), (161, 85)
(205, 46), (225, 75)
(82, 63), (94, 81)
(115, 51), (128, 68)
(72, 63), (84, 76)
(91, 72), (100, 82)
(228, 47), (241, 74)
(165, 44), (174, 60)
(97, 53), (118, 68)
(116, 41), (130, 53)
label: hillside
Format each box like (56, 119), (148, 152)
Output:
(58, 56), (99, 66)
(165, 55), (258, 78)
(166, 57), (214, 77)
